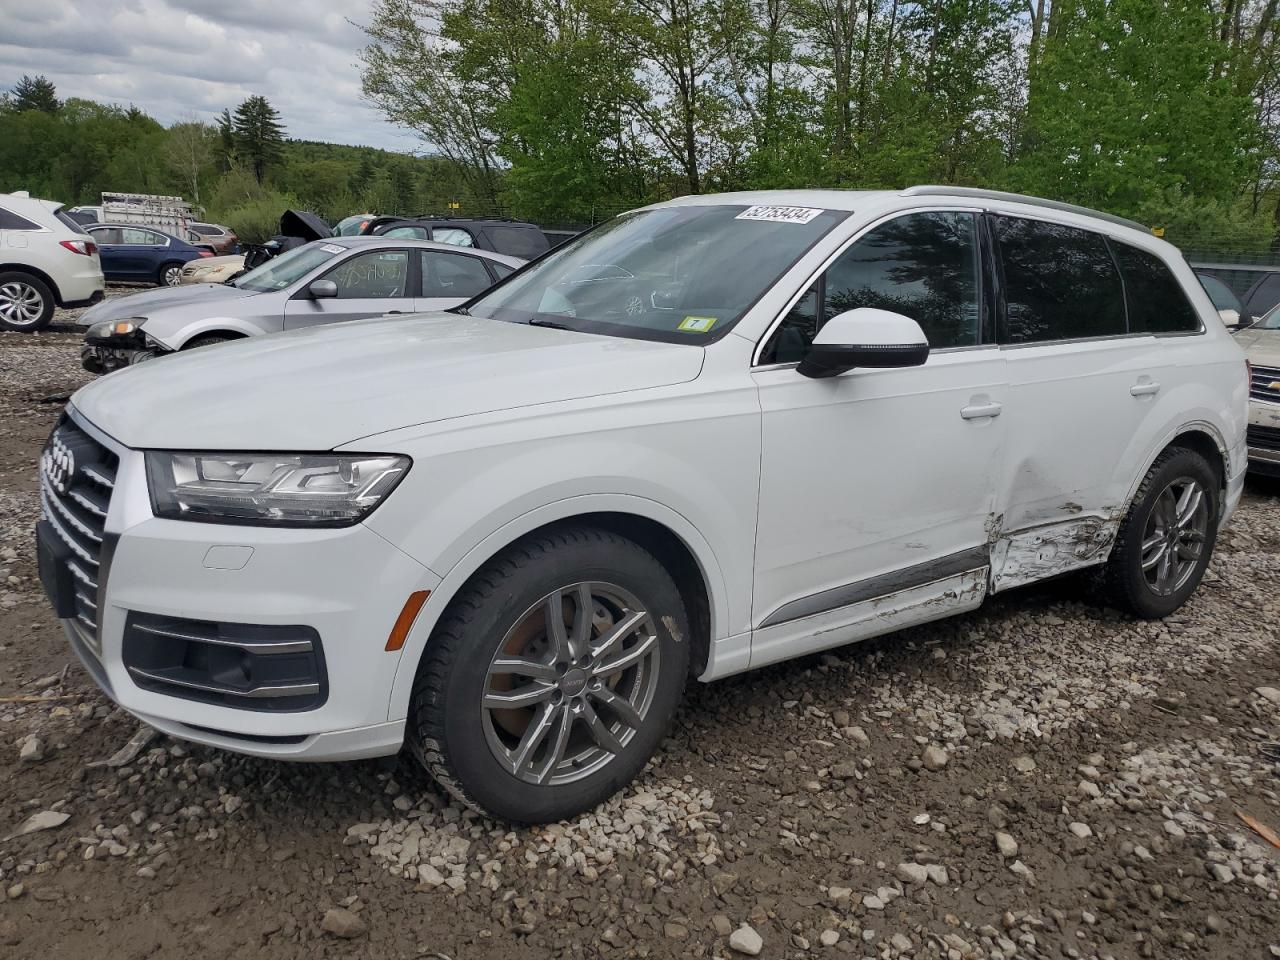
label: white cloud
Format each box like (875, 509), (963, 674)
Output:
(0, 0), (423, 151)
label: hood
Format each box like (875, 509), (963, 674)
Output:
(280, 209), (331, 241)
(71, 314), (706, 450)
(1234, 327), (1280, 367)
(77, 283), (256, 326)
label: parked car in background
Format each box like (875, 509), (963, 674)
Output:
(179, 254), (245, 285)
(46, 187), (1246, 824)
(86, 223), (212, 286)
(78, 236), (522, 371)
(67, 204), (103, 223)
(189, 222), (238, 255)
(362, 216), (550, 260)
(1232, 302), (1280, 476)
(1196, 271), (1247, 327)
(0, 190), (104, 331)
(334, 213), (377, 236)
(1193, 263), (1280, 327)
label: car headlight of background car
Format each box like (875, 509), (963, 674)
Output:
(145, 452), (411, 527)
(87, 317), (146, 339)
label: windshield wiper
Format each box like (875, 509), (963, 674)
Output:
(449, 305), (471, 316)
(527, 317), (574, 330)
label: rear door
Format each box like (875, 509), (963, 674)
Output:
(415, 250), (498, 311)
(989, 214), (1175, 589)
(283, 248), (413, 329)
(117, 227), (168, 279)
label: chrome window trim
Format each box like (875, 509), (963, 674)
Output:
(751, 204), (987, 367)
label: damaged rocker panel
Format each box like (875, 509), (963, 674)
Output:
(988, 515), (1119, 592)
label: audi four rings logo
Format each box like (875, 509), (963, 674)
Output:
(42, 434), (75, 496)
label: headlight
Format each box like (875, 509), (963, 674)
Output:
(88, 317), (146, 338)
(145, 452), (410, 527)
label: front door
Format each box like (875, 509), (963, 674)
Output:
(750, 210), (1007, 667)
(284, 248), (413, 329)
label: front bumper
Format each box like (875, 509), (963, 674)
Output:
(46, 410), (436, 761)
(1246, 399), (1280, 476)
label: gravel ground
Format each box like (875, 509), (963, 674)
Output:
(1, 294), (1278, 959)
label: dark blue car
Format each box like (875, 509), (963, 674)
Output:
(84, 223), (211, 287)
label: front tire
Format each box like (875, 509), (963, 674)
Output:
(408, 525), (690, 823)
(0, 271), (54, 331)
(1099, 447), (1219, 618)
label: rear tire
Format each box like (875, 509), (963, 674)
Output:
(1098, 447), (1219, 618)
(407, 525), (690, 823)
(157, 262), (184, 287)
(0, 271), (54, 331)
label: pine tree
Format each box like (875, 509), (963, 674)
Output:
(11, 75), (58, 114)
(231, 96), (286, 183)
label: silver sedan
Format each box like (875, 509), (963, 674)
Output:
(78, 237), (523, 373)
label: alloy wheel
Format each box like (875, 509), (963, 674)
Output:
(0, 281), (45, 326)
(1140, 476), (1209, 596)
(480, 581), (661, 786)
(163, 266), (183, 286)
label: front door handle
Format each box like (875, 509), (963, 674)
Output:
(1130, 380), (1161, 397)
(960, 401), (1003, 420)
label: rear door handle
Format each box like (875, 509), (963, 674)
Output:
(1130, 380), (1161, 397)
(960, 401), (1003, 420)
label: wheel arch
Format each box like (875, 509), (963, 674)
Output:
(179, 329), (247, 349)
(385, 496), (727, 723)
(153, 316), (264, 350)
(0, 263), (60, 304)
(1126, 421), (1230, 517)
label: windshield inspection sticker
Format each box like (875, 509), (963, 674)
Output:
(735, 205), (825, 225)
(677, 316), (717, 333)
(320, 243), (345, 254)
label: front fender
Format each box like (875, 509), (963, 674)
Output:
(377, 492), (732, 724)
(150, 314), (273, 350)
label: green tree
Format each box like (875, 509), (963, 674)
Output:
(231, 95), (286, 183)
(1014, 0), (1258, 216)
(11, 74), (59, 113)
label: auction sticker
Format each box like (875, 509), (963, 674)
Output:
(735, 205), (825, 225)
(321, 243), (345, 254)
(677, 316), (717, 333)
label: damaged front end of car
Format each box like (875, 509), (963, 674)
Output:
(80, 318), (168, 373)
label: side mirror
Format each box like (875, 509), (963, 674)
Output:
(308, 280), (338, 300)
(798, 308), (930, 379)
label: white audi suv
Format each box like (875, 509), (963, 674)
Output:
(39, 187), (1247, 823)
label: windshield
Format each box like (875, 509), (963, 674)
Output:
(465, 204), (848, 343)
(234, 243), (341, 292)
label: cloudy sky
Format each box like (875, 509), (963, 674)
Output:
(0, 0), (420, 152)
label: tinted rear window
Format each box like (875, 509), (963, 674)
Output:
(1247, 274), (1280, 317)
(483, 225), (549, 259)
(993, 216), (1125, 343)
(1113, 244), (1200, 333)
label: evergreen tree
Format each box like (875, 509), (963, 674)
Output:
(231, 95), (286, 183)
(11, 75), (58, 113)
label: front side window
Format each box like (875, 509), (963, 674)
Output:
(760, 211), (981, 364)
(384, 225), (430, 240)
(432, 227), (475, 247)
(234, 243), (340, 292)
(421, 252), (492, 298)
(466, 204), (847, 344)
(993, 216), (1125, 343)
(89, 226), (122, 245)
(320, 250), (409, 298)
(120, 227), (164, 245)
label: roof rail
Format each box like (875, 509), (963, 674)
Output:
(902, 185), (1150, 234)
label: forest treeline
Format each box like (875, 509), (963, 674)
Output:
(361, 0), (1280, 251)
(2, 0), (1278, 252)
